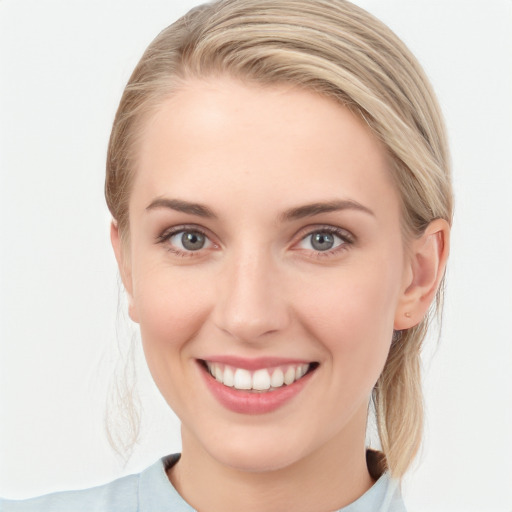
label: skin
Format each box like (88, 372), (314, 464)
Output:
(112, 77), (449, 512)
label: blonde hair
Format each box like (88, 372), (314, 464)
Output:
(106, 0), (453, 477)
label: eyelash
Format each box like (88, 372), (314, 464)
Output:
(155, 225), (214, 258)
(155, 224), (354, 258)
(296, 225), (354, 258)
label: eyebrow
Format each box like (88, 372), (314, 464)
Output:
(145, 197), (374, 221)
(145, 198), (216, 218)
(280, 200), (375, 221)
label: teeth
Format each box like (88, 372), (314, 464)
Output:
(252, 369), (271, 391)
(234, 368), (252, 389)
(214, 365), (223, 382)
(223, 366), (234, 387)
(205, 362), (311, 391)
(296, 364), (308, 379)
(284, 366), (296, 385)
(270, 368), (284, 388)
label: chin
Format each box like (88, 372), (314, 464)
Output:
(196, 424), (316, 474)
(212, 443), (304, 473)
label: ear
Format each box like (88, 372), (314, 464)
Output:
(394, 219), (450, 330)
(110, 221), (139, 323)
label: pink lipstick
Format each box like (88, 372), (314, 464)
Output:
(198, 358), (318, 414)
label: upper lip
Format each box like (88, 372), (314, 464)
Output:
(199, 355), (315, 371)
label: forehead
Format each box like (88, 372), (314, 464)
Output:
(132, 77), (399, 219)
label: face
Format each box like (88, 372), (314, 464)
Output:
(116, 78), (413, 472)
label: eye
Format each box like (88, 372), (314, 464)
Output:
(297, 229), (350, 252)
(171, 230), (209, 251)
(158, 228), (214, 254)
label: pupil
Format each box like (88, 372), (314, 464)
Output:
(311, 232), (334, 251)
(181, 232), (205, 251)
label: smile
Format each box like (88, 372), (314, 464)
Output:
(204, 361), (314, 392)
(198, 357), (319, 414)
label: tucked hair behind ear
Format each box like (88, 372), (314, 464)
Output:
(106, 0), (453, 477)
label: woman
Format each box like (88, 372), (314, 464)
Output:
(1, 0), (452, 510)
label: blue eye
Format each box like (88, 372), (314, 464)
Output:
(167, 230), (213, 252)
(298, 230), (347, 252)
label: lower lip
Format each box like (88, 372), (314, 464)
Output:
(200, 363), (315, 415)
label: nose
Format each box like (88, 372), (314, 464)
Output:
(212, 249), (290, 343)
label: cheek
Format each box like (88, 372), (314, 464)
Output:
(131, 264), (212, 373)
(131, 266), (217, 418)
(295, 262), (401, 378)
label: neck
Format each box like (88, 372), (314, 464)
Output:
(168, 411), (374, 512)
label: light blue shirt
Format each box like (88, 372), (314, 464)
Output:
(0, 454), (406, 511)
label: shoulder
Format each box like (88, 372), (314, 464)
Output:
(0, 473), (139, 512)
(0, 455), (184, 512)
(339, 471), (407, 512)
(0, 455), (188, 512)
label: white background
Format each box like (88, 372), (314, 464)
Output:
(0, 1), (511, 510)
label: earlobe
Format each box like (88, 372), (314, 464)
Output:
(394, 219), (450, 330)
(110, 221), (139, 323)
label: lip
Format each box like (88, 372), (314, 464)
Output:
(198, 358), (317, 415)
(203, 355), (312, 371)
